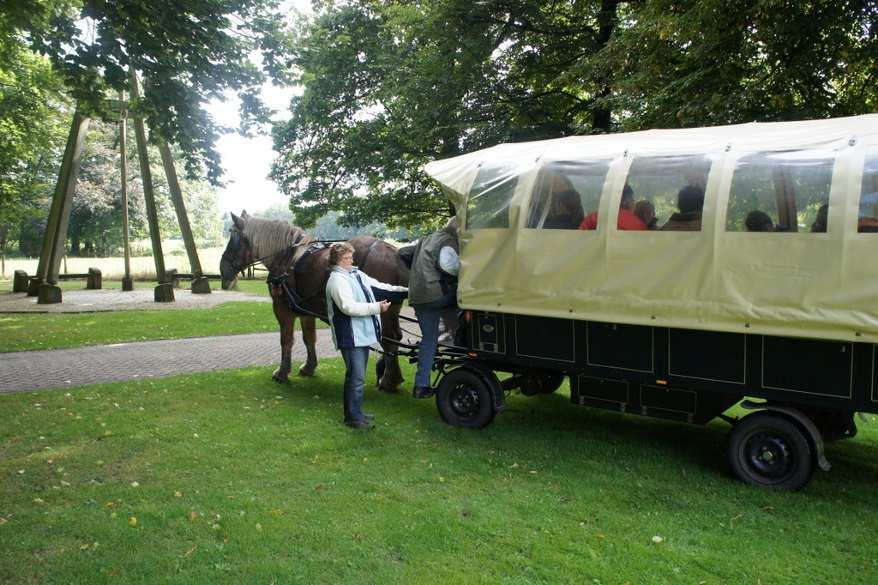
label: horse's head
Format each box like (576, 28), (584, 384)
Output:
(220, 211), (254, 290)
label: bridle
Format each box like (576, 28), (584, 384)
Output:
(223, 228), (309, 277)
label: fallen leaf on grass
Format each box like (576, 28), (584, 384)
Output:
(651, 535), (664, 544)
(183, 545), (197, 557)
(130, 481), (139, 488)
(761, 506), (774, 513)
(33, 498), (44, 504)
(174, 491), (183, 498)
(0, 517), (7, 525)
(188, 511), (198, 521)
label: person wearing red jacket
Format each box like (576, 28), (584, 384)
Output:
(579, 184), (647, 231)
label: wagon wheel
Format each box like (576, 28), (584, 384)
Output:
(727, 411), (814, 491)
(436, 369), (496, 429)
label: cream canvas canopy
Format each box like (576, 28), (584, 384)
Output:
(423, 114), (878, 343)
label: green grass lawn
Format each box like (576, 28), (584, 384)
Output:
(226, 278), (270, 297)
(1, 361), (876, 584)
(0, 302), (291, 352)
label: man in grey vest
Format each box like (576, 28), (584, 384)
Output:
(409, 217), (460, 398)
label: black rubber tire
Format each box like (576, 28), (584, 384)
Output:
(727, 411), (814, 491)
(436, 368), (496, 429)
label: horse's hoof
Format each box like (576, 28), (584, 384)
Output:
(298, 365), (316, 377)
(272, 369), (290, 383)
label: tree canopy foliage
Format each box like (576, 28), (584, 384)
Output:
(3, 0), (290, 184)
(0, 40), (70, 233)
(273, 0), (877, 228)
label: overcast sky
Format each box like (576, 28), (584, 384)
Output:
(207, 0), (310, 216)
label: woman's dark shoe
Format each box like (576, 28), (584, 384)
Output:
(345, 419), (374, 429)
(412, 386), (435, 399)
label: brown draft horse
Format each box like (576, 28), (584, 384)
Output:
(219, 211), (409, 391)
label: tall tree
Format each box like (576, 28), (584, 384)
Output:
(272, 0), (628, 228)
(4, 0), (290, 184)
(0, 42), (71, 234)
(572, 0), (877, 129)
(274, 0), (875, 228)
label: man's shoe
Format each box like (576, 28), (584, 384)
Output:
(413, 386), (435, 399)
(345, 419), (374, 429)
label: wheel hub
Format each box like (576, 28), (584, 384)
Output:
(746, 432), (793, 479)
(450, 384), (480, 417)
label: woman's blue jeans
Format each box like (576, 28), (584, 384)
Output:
(340, 346), (370, 422)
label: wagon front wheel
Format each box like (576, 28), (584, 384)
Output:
(436, 369), (496, 429)
(727, 411), (814, 491)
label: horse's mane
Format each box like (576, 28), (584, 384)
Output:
(242, 217), (308, 259)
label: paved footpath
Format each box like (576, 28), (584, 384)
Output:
(0, 330), (339, 395)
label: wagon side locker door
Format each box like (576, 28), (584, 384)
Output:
(469, 311), (506, 355)
(572, 321), (656, 414)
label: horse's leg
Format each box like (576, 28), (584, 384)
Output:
(378, 303), (405, 392)
(298, 315), (318, 377)
(272, 298), (295, 383)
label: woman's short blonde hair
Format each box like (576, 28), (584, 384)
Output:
(329, 242), (355, 265)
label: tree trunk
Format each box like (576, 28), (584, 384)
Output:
(592, 0), (619, 133)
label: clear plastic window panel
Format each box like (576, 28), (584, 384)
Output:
(525, 160), (611, 230)
(726, 150), (836, 233)
(858, 150), (878, 233)
(622, 155), (714, 232)
(466, 163), (519, 229)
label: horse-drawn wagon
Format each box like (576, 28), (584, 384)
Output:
(423, 114), (878, 490)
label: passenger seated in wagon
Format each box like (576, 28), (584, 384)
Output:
(745, 210), (775, 232)
(634, 199), (657, 230)
(542, 175), (584, 229)
(661, 185), (705, 231)
(578, 184), (647, 231)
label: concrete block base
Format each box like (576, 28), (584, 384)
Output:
(121, 277), (134, 291)
(37, 284), (63, 304)
(13, 270), (29, 293)
(190, 276), (212, 294)
(86, 267), (102, 289)
(154, 283), (175, 303)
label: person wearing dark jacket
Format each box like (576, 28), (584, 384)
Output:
(661, 185), (705, 231)
(409, 218), (460, 399)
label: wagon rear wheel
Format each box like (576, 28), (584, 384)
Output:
(436, 368), (496, 429)
(727, 411), (814, 491)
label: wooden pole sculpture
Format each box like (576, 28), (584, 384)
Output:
(29, 111), (90, 303)
(129, 69), (174, 302)
(157, 139), (211, 294)
(119, 92), (134, 292)
(30, 71), (216, 304)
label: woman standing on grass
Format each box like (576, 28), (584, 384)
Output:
(325, 242), (408, 429)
